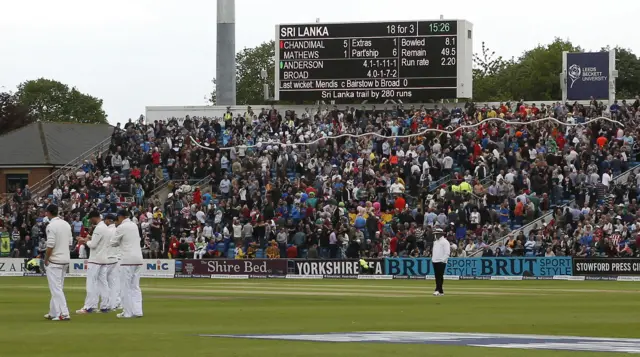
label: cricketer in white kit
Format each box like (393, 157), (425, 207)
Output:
(43, 204), (72, 321)
(108, 227), (123, 311)
(76, 212), (117, 314)
(110, 210), (144, 318)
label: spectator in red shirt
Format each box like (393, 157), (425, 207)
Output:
(130, 166), (141, 179)
(168, 236), (179, 258)
(556, 135), (566, 150)
(193, 187), (202, 205)
(152, 149), (161, 166)
(390, 236), (398, 254)
(394, 196), (406, 211)
(286, 244), (297, 258)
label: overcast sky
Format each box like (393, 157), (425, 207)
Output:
(2, 0), (638, 124)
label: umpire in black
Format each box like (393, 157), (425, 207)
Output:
(431, 228), (451, 296)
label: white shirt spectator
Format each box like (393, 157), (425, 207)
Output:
(232, 223), (242, 239)
(390, 182), (404, 194)
(219, 179), (231, 194)
(53, 188), (62, 201)
(525, 239), (536, 251)
(470, 212), (480, 224)
(602, 172), (612, 187)
(422, 160), (430, 173)
(504, 172), (515, 184)
(202, 225), (213, 239)
(196, 210), (206, 224)
(442, 156), (453, 169)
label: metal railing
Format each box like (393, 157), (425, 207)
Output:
(428, 174), (452, 191)
(1, 135), (113, 206)
(149, 179), (171, 198)
(470, 164), (640, 257)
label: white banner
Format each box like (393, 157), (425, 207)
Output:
(357, 275), (393, 280)
(0, 258), (26, 275)
(69, 259), (175, 278)
(210, 274), (249, 279)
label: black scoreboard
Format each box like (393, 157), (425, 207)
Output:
(274, 20), (473, 102)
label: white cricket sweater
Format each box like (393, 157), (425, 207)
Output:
(110, 219), (143, 265)
(46, 217), (72, 265)
(86, 221), (117, 264)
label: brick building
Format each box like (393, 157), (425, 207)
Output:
(0, 122), (113, 194)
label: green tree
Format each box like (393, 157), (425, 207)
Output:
(0, 91), (34, 136)
(509, 38), (582, 100)
(209, 41), (275, 105)
(602, 46), (640, 99)
(208, 78), (217, 104)
(472, 42), (514, 102)
(15, 78), (108, 123)
(236, 41), (275, 104)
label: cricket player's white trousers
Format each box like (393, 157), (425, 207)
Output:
(46, 263), (70, 317)
(83, 263), (114, 310)
(106, 261), (121, 309)
(120, 264), (143, 317)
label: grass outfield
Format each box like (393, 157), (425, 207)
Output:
(1, 278), (640, 356)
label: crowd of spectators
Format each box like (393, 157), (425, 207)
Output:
(2, 97), (640, 261)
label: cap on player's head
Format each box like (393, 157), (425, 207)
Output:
(104, 214), (117, 222)
(117, 209), (130, 219)
(46, 204), (59, 217)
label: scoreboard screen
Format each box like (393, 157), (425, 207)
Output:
(274, 20), (473, 102)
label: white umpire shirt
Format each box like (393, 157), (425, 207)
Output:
(110, 218), (143, 265)
(46, 217), (72, 265)
(432, 236), (451, 264)
(86, 221), (117, 265)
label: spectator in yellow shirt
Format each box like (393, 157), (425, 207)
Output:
(266, 240), (280, 258)
(235, 246), (245, 259)
(246, 242), (257, 259)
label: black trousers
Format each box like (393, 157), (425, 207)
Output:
(433, 262), (446, 294)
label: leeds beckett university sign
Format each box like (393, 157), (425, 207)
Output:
(573, 258), (640, 276)
(293, 259), (384, 278)
(385, 257), (572, 277)
(180, 259), (288, 277)
(566, 52), (609, 101)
